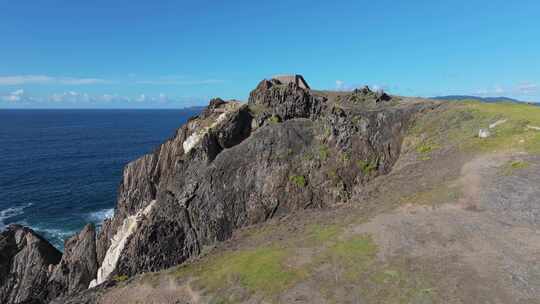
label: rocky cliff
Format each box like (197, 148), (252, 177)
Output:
(0, 225), (61, 304)
(0, 77), (434, 303)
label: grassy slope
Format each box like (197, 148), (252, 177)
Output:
(106, 100), (540, 303)
(408, 100), (540, 154)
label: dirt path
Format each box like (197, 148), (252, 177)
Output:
(348, 152), (540, 303)
(100, 277), (204, 304)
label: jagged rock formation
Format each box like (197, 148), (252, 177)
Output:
(0, 225), (61, 304)
(47, 224), (97, 300)
(92, 77), (426, 282)
(249, 78), (326, 127)
(0, 76), (433, 303)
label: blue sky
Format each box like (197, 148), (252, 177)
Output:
(1, 0), (539, 108)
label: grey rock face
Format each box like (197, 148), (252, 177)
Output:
(248, 79), (327, 127)
(47, 224), (97, 300)
(94, 79), (430, 282)
(0, 224), (62, 304)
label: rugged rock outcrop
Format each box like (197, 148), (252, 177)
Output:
(0, 225), (62, 304)
(93, 78), (428, 282)
(47, 224), (97, 300)
(249, 78), (327, 128)
(0, 76), (435, 303)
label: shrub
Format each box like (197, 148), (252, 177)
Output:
(268, 115), (280, 124)
(416, 143), (434, 154)
(318, 145), (330, 161)
(357, 159), (377, 175)
(289, 175), (307, 187)
(112, 274), (129, 282)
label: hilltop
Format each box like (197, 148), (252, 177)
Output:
(2, 76), (540, 304)
(432, 95), (529, 103)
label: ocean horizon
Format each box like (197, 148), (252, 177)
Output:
(0, 108), (201, 249)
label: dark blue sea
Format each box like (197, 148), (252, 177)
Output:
(0, 108), (201, 249)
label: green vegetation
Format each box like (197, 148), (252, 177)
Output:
(307, 224), (342, 243)
(326, 168), (338, 181)
(318, 145), (330, 161)
(112, 275), (129, 282)
(339, 151), (351, 164)
(196, 247), (303, 296)
(382, 269), (399, 280)
(509, 160), (529, 169)
(322, 235), (378, 281)
(171, 246), (306, 299)
(302, 152), (314, 161)
(268, 115), (281, 124)
(416, 142), (438, 154)
(168, 221), (438, 303)
(289, 175), (307, 187)
(348, 94), (367, 104)
(409, 101), (540, 155)
(248, 104), (269, 116)
(356, 159), (378, 175)
(501, 160), (530, 175)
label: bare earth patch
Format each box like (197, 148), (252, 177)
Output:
(348, 153), (540, 303)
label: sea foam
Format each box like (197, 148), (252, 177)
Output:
(87, 208), (115, 224)
(0, 203), (32, 229)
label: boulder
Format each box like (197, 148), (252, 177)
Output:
(479, 128), (491, 138)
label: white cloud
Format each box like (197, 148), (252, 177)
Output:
(475, 89), (489, 96)
(475, 85), (506, 96)
(135, 78), (224, 85)
(1, 89), (25, 102)
(474, 82), (539, 99)
(0, 90), (203, 108)
(0, 75), (105, 86)
(0, 74), (226, 87)
(517, 83), (538, 95)
(135, 94), (147, 102)
(334, 80), (394, 93)
(49, 91), (91, 103)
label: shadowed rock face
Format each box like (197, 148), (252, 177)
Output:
(0, 78), (434, 303)
(0, 225), (62, 304)
(47, 224), (97, 300)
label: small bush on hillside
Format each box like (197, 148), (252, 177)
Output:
(289, 175), (307, 187)
(357, 159), (377, 175)
(113, 275), (129, 282)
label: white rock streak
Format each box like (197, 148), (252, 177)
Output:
(182, 132), (204, 154)
(182, 111), (229, 154)
(89, 200), (156, 288)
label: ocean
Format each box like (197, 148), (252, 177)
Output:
(0, 108), (201, 249)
